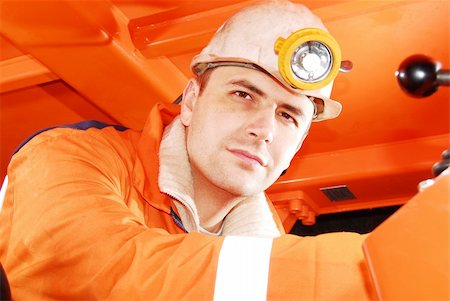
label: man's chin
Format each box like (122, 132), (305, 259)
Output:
(218, 179), (269, 198)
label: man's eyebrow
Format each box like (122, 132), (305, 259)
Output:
(279, 103), (303, 117)
(229, 80), (267, 98)
(229, 79), (305, 116)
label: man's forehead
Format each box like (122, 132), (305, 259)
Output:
(212, 66), (310, 102)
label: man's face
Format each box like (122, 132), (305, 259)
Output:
(181, 66), (315, 197)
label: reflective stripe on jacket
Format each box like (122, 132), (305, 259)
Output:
(0, 102), (374, 300)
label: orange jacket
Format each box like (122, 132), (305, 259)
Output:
(0, 103), (374, 300)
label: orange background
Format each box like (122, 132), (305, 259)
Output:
(1, 0), (449, 228)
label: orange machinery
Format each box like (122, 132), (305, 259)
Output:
(364, 169), (449, 300)
(0, 1), (449, 299)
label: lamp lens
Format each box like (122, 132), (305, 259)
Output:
(291, 41), (333, 83)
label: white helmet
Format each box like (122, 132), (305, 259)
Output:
(191, 0), (344, 121)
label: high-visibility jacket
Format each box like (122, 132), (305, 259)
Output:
(0, 102), (374, 300)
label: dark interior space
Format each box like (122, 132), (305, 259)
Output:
(290, 205), (402, 236)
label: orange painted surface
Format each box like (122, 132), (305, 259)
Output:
(363, 171), (450, 300)
(0, 0), (449, 229)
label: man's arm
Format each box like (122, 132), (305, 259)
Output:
(0, 129), (373, 300)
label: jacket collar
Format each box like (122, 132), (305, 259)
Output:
(135, 102), (180, 213)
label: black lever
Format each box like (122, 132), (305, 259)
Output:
(396, 54), (449, 98)
(432, 149), (450, 177)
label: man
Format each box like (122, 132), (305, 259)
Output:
(0, 0), (374, 300)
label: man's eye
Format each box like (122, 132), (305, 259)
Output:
(280, 112), (297, 125)
(233, 91), (252, 100)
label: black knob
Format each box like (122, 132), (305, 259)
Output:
(396, 54), (439, 98)
(432, 149), (450, 177)
(441, 149), (450, 160)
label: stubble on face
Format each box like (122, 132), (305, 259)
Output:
(181, 66), (313, 198)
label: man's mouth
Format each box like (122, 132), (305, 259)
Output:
(229, 149), (267, 167)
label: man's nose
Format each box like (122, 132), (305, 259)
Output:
(246, 108), (275, 144)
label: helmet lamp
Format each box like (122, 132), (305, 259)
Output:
(275, 28), (341, 90)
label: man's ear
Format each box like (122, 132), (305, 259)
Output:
(180, 79), (200, 127)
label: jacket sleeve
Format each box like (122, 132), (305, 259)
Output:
(0, 129), (374, 301)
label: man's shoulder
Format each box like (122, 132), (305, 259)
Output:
(13, 120), (137, 160)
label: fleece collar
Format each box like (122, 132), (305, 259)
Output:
(158, 117), (281, 238)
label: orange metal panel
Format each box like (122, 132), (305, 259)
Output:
(270, 134), (448, 229)
(0, 35), (24, 60)
(0, 0), (187, 129)
(128, 0), (257, 57)
(0, 55), (58, 93)
(363, 171), (449, 300)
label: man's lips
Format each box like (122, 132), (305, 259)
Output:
(229, 149), (267, 166)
